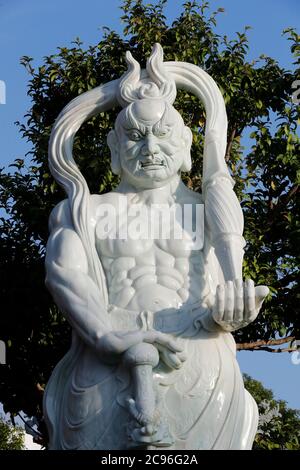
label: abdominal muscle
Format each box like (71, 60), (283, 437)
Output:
(115, 282), (183, 312)
(108, 257), (186, 311)
(98, 240), (208, 314)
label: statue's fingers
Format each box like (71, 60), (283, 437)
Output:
(212, 284), (225, 323)
(158, 337), (183, 353)
(157, 347), (187, 367)
(144, 331), (182, 353)
(154, 345), (174, 368)
(120, 330), (144, 349)
(224, 280), (234, 322)
(244, 279), (255, 319)
(234, 279), (244, 322)
(162, 351), (182, 369)
(177, 351), (187, 362)
(161, 333), (184, 352)
(255, 285), (269, 311)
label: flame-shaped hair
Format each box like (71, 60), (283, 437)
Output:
(117, 43), (176, 107)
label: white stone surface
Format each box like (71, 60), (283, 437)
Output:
(44, 44), (268, 449)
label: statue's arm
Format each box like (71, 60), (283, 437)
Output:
(203, 178), (269, 333)
(45, 200), (111, 350)
(204, 175), (245, 281)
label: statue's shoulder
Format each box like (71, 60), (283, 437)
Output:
(180, 184), (203, 204)
(49, 192), (125, 231)
(90, 191), (127, 219)
(49, 199), (73, 231)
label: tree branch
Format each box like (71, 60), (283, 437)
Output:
(236, 335), (295, 351)
(17, 412), (43, 438)
(249, 346), (298, 353)
(225, 127), (236, 162)
(267, 184), (299, 221)
(284, 184), (299, 203)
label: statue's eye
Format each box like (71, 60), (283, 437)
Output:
(157, 128), (171, 138)
(128, 130), (142, 141)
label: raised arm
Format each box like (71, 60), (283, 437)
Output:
(203, 178), (269, 333)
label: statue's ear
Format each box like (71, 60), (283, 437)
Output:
(180, 126), (193, 172)
(107, 130), (121, 175)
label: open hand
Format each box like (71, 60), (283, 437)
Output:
(212, 279), (269, 332)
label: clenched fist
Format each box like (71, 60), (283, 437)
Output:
(97, 329), (186, 369)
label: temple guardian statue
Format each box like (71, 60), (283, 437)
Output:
(44, 44), (269, 450)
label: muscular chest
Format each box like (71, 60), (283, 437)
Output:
(94, 199), (206, 310)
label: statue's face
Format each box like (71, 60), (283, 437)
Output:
(109, 99), (192, 188)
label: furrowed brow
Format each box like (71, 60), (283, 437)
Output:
(153, 119), (172, 134)
(124, 123), (147, 134)
(123, 106), (147, 134)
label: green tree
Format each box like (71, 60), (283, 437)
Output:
(0, 0), (299, 444)
(244, 375), (300, 450)
(0, 418), (25, 450)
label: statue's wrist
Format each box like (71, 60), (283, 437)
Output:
(199, 313), (223, 333)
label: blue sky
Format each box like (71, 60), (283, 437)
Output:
(0, 0), (299, 410)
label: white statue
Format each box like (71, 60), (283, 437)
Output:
(44, 44), (269, 450)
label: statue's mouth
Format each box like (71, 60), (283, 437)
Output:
(140, 160), (166, 169)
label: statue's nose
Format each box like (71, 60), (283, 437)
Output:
(141, 135), (159, 157)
